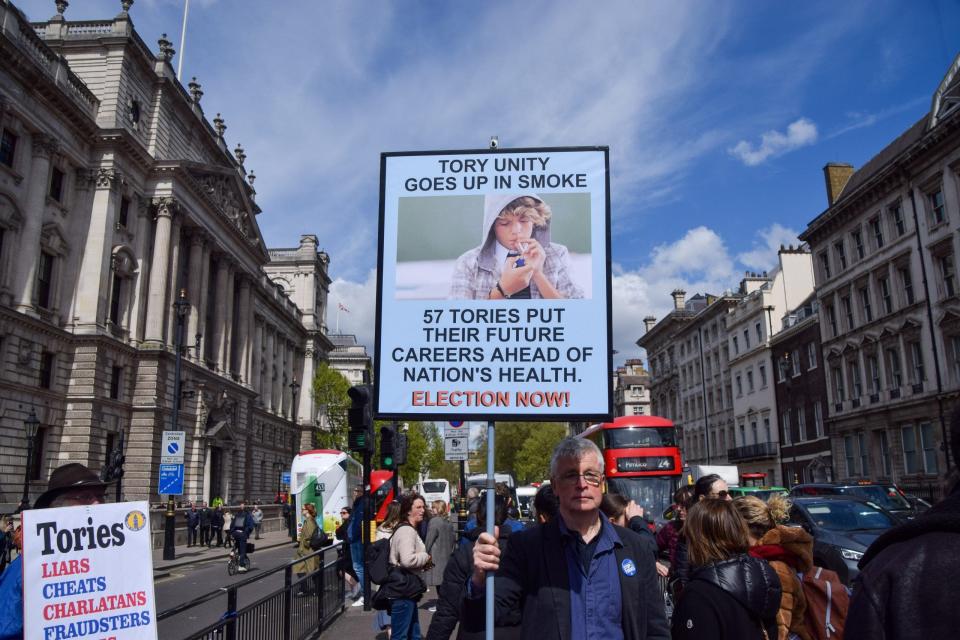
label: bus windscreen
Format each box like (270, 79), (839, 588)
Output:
(605, 427), (677, 448)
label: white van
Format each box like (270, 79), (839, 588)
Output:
(516, 485), (538, 519)
(419, 478), (451, 508)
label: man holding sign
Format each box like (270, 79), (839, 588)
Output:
(469, 438), (669, 640)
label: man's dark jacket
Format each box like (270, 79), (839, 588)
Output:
(846, 486), (960, 640)
(464, 516), (670, 640)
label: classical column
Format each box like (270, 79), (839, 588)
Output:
(236, 277), (251, 382)
(14, 134), (58, 313)
(72, 168), (120, 330)
(196, 242), (211, 361)
(129, 198), (152, 343)
(251, 318), (263, 396)
(285, 342), (295, 418)
(212, 257), (229, 371)
(223, 266), (235, 375)
(164, 215), (183, 347)
(186, 233), (205, 350)
(144, 198), (178, 343)
(299, 342), (316, 425)
(263, 326), (275, 411)
(274, 336), (285, 416)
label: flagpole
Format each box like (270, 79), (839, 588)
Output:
(336, 305), (340, 334)
(177, 0), (190, 80)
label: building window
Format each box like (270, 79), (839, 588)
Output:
(826, 304), (838, 337)
(929, 188), (946, 225)
(868, 355), (881, 394)
(110, 366), (122, 400)
(878, 430), (893, 477)
(0, 129), (17, 167)
(887, 347), (902, 389)
(807, 342), (817, 369)
(736, 374), (743, 396)
(732, 336), (739, 355)
(841, 295), (854, 331)
(901, 425), (919, 474)
(891, 202), (906, 236)
(764, 416), (771, 443)
(908, 342), (925, 384)
(844, 435), (856, 476)
(782, 410), (791, 444)
(632, 405), (644, 415)
(747, 370), (754, 392)
(952, 336), (960, 382)
(37, 251), (55, 309)
(858, 431), (870, 476)
(751, 420), (758, 445)
(852, 229), (865, 260)
(819, 252), (831, 280)
(109, 274), (123, 326)
(939, 254), (956, 298)
(759, 363), (767, 387)
(834, 240), (847, 270)
(29, 426), (47, 480)
(900, 267), (915, 305)
(48, 167), (65, 202)
(879, 277), (892, 314)
(744, 329), (750, 350)
(797, 406), (807, 441)
(739, 422), (746, 446)
(859, 286), (872, 322)
(791, 349), (801, 377)
(39, 351), (55, 389)
(118, 196), (130, 229)
(920, 422), (939, 473)
(849, 361), (862, 398)
(778, 356), (788, 383)
(832, 366), (845, 402)
(870, 216), (884, 249)
(755, 322), (762, 343)
(813, 402), (824, 438)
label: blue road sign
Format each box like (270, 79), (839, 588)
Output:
(449, 421), (463, 427)
(158, 463), (184, 496)
(167, 442), (179, 455)
(281, 471), (291, 484)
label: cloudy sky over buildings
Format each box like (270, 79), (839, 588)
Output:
(18, 0), (960, 363)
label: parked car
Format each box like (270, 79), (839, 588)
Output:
(789, 481), (918, 520)
(786, 495), (899, 585)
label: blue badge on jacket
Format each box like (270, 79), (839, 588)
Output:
(621, 558), (637, 576)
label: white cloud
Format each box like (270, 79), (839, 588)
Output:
(327, 270), (378, 351)
(728, 118), (818, 166)
(736, 223), (800, 272)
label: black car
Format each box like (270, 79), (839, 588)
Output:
(789, 482), (918, 520)
(786, 495), (899, 585)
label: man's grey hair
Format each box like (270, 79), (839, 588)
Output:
(466, 487), (480, 499)
(549, 437), (604, 477)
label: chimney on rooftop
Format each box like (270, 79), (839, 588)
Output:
(671, 289), (686, 311)
(823, 163), (854, 206)
(643, 316), (657, 332)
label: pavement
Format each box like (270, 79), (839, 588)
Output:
(152, 528), (297, 578)
(323, 590), (440, 639)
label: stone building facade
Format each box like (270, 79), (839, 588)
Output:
(0, 1), (331, 508)
(799, 53), (960, 496)
(327, 334), (371, 386)
(612, 359), (651, 417)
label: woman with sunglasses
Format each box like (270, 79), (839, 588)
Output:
(694, 474), (733, 502)
(335, 506), (360, 601)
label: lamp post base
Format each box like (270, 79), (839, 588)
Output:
(162, 495), (176, 561)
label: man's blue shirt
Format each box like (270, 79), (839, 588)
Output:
(558, 515), (624, 640)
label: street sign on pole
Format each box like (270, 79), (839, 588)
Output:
(444, 436), (468, 461)
(158, 463), (184, 495)
(161, 431), (186, 464)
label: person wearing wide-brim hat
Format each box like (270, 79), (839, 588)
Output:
(1, 462), (109, 640)
(33, 462), (110, 509)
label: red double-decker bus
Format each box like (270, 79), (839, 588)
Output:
(579, 416), (683, 521)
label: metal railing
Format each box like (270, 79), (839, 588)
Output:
(157, 544), (345, 640)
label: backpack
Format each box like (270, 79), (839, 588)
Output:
(309, 522), (328, 551)
(799, 566), (849, 640)
(365, 537), (392, 584)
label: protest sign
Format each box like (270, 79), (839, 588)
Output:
(22, 501), (158, 640)
(375, 147), (613, 420)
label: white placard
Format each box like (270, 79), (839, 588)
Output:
(22, 501), (158, 640)
(375, 147), (613, 421)
(444, 436), (469, 461)
(160, 430), (185, 464)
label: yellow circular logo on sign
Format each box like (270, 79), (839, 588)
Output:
(125, 510), (146, 531)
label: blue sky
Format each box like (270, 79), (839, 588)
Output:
(18, 0), (960, 365)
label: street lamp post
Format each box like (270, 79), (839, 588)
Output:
(289, 379), (301, 423)
(163, 289), (190, 561)
(19, 409), (40, 512)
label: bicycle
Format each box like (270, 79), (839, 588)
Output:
(227, 544), (250, 575)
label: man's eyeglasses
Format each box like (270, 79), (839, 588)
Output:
(557, 471), (604, 487)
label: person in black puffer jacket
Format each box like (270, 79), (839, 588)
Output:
(672, 500), (781, 640)
(426, 493), (520, 640)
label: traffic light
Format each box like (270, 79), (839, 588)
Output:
(347, 385), (374, 453)
(380, 424), (396, 468)
(394, 432), (408, 466)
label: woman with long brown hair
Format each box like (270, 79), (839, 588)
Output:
(672, 500), (781, 640)
(292, 503), (320, 596)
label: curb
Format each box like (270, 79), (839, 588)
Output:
(152, 537), (296, 575)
